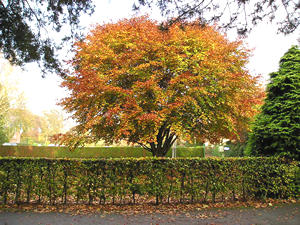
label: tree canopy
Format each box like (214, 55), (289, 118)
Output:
(0, 0), (94, 75)
(60, 17), (264, 156)
(134, 0), (300, 35)
(246, 46), (300, 160)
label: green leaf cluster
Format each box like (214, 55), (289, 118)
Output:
(247, 46), (300, 160)
(0, 157), (297, 205)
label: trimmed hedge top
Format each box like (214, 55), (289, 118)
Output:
(0, 146), (205, 158)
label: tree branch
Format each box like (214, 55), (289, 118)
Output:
(150, 142), (156, 151)
(168, 0), (206, 26)
(156, 122), (167, 148)
(281, 0), (294, 28)
(170, 135), (177, 147)
(22, 0), (45, 36)
(137, 142), (152, 152)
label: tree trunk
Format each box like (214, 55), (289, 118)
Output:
(138, 124), (177, 157)
(149, 125), (177, 157)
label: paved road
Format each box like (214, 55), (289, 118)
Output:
(0, 203), (299, 225)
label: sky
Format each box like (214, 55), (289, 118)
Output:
(1, 0), (299, 117)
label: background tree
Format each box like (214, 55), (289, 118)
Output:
(20, 113), (43, 144)
(0, 0), (94, 75)
(40, 109), (64, 144)
(0, 58), (36, 143)
(5, 107), (65, 145)
(6, 105), (36, 142)
(60, 17), (264, 156)
(0, 83), (9, 144)
(246, 46), (300, 160)
(0, 57), (66, 145)
(134, 0), (300, 35)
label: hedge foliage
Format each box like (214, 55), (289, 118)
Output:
(0, 157), (298, 205)
(0, 146), (204, 158)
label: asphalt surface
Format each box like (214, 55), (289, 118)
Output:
(0, 203), (299, 225)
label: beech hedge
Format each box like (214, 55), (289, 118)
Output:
(0, 146), (204, 158)
(0, 157), (298, 205)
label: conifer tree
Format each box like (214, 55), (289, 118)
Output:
(247, 46), (300, 160)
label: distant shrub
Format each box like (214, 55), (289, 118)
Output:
(0, 146), (56, 158)
(224, 142), (247, 157)
(204, 145), (223, 157)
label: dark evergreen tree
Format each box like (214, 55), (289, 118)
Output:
(246, 46), (300, 160)
(0, 0), (94, 75)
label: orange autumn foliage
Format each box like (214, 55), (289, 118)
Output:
(60, 17), (264, 156)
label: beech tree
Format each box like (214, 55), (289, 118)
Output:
(247, 46), (300, 160)
(60, 17), (263, 156)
